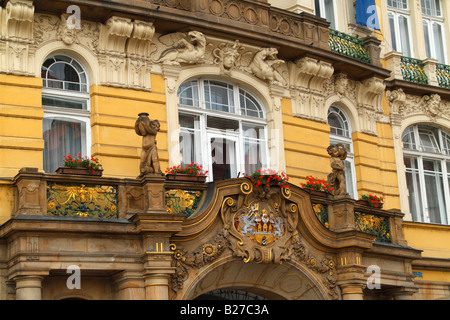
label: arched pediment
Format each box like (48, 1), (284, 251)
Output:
(170, 178), (374, 300)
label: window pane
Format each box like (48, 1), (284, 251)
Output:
(210, 137), (237, 181)
(179, 114), (201, 165)
(389, 13), (398, 52)
(402, 127), (417, 150)
(42, 96), (87, 110)
(47, 62), (79, 83)
(443, 132), (450, 155)
(324, 0), (336, 29)
(178, 81), (199, 107)
(399, 15), (412, 57)
(239, 89), (263, 118)
(404, 156), (424, 222)
(43, 118), (85, 173)
(422, 0), (441, 16)
(344, 159), (356, 199)
(432, 22), (445, 63)
(423, 21), (432, 59)
(423, 159), (447, 224)
(204, 81), (234, 113)
(388, 0), (408, 9)
(244, 139), (263, 176)
(418, 127), (440, 153)
(328, 106), (350, 138)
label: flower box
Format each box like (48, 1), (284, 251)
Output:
(307, 189), (328, 197)
(356, 199), (383, 209)
(359, 194), (384, 209)
(166, 173), (207, 182)
(56, 167), (103, 177)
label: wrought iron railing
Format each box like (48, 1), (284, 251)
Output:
(436, 63), (450, 89)
(47, 182), (119, 219)
(355, 211), (391, 243)
(401, 56), (428, 85)
(329, 29), (371, 64)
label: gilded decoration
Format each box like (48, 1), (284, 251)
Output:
(165, 189), (203, 216)
(171, 180), (339, 299)
(354, 211), (391, 243)
(47, 182), (118, 219)
(313, 203), (329, 229)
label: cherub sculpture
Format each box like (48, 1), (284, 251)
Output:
(135, 113), (161, 177)
(327, 143), (349, 197)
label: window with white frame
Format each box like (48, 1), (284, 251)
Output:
(178, 79), (269, 181)
(315, 0), (337, 29)
(41, 55), (91, 173)
(402, 124), (450, 225)
(387, 0), (414, 58)
(421, 0), (447, 64)
(327, 106), (358, 199)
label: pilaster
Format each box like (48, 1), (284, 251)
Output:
(14, 274), (45, 300)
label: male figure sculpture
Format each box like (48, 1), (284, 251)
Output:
(327, 143), (349, 197)
(135, 113), (161, 176)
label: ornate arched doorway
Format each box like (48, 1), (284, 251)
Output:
(183, 258), (330, 300)
(169, 178), (341, 301)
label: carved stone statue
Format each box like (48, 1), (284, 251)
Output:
(327, 143), (349, 197)
(213, 40), (242, 74)
(155, 31), (206, 65)
(135, 113), (161, 176)
(248, 47), (286, 86)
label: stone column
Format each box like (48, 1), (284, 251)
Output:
(113, 271), (145, 300)
(144, 273), (171, 300)
(363, 36), (382, 67)
(423, 58), (439, 87)
(15, 275), (43, 300)
(340, 283), (365, 300)
(328, 197), (356, 232)
(161, 64), (182, 168)
(336, 250), (367, 300)
(384, 51), (404, 81)
(387, 287), (417, 300)
(131, 213), (185, 300)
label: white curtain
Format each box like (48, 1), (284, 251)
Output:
(43, 118), (85, 173)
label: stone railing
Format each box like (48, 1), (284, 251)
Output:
(310, 191), (407, 246)
(12, 167), (406, 245)
(12, 168), (208, 220)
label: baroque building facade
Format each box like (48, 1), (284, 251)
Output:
(0, 0), (448, 300)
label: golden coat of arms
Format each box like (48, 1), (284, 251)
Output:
(221, 179), (297, 264)
(235, 202), (285, 246)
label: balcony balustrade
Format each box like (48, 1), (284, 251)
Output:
(12, 168), (405, 245)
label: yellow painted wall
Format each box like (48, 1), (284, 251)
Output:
(353, 124), (400, 210)
(403, 222), (450, 260)
(0, 74), (44, 178)
(281, 98), (331, 187)
(90, 74), (168, 178)
(281, 97), (400, 209)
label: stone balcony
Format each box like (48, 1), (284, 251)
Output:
(385, 51), (450, 100)
(10, 167), (408, 247)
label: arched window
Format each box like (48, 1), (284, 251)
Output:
(41, 55), (90, 173)
(178, 79), (269, 181)
(402, 124), (450, 225)
(327, 106), (357, 199)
